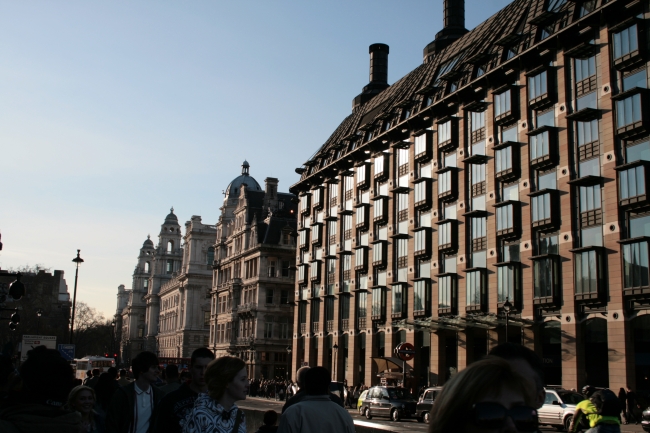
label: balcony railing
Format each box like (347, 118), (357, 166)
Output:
(357, 316), (367, 330)
(312, 322), (320, 334)
(300, 323), (307, 335)
(326, 320), (334, 333)
(341, 318), (350, 330)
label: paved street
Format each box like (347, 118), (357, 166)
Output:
(238, 396), (650, 433)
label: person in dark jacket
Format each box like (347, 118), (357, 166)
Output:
(281, 366), (343, 413)
(105, 351), (164, 433)
(618, 388), (627, 424)
(255, 410), (278, 433)
(626, 386), (640, 424)
(151, 348), (215, 433)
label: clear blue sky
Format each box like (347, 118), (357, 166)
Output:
(0, 0), (511, 321)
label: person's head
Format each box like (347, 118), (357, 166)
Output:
(296, 366), (310, 389)
(132, 351), (160, 382)
(489, 343), (545, 409)
(66, 385), (96, 416)
(92, 368), (100, 377)
(190, 347), (215, 387)
(106, 367), (118, 379)
(582, 385), (595, 398)
(303, 366), (330, 396)
(429, 356), (537, 433)
(204, 356), (248, 402)
(20, 346), (75, 407)
(263, 410), (278, 426)
(165, 364), (179, 381)
(119, 369), (127, 378)
(86, 370), (92, 378)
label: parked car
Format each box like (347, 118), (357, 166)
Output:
(357, 389), (369, 414)
(361, 386), (417, 422)
(538, 388), (583, 431)
(415, 386), (442, 423)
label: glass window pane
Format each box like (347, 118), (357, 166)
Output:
(624, 69), (647, 91)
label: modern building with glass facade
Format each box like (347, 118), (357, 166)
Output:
(289, 0), (650, 391)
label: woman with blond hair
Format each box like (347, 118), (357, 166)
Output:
(429, 356), (539, 433)
(181, 356), (248, 433)
(66, 385), (103, 433)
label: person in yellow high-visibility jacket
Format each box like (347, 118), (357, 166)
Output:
(569, 387), (621, 433)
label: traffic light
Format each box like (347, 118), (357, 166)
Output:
(9, 312), (20, 330)
(113, 353), (118, 359)
(104, 352), (109, 358)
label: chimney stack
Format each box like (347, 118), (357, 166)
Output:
(423, 0), (468, 61)
(353, 43), (390, 110)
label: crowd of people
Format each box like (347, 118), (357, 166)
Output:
(0, 342), (642, 433)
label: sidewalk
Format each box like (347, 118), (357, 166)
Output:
(621, 423), (646, 433)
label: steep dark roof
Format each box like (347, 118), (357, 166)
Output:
(292, 0), (596, 191)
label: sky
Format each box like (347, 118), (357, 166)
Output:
(0, 0), (512, 321)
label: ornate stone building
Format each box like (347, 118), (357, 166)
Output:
(156, 215), (215, 361)
(210, 162), (297, 380)
(290, 0), (650, 391)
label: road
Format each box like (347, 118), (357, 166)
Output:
(238, 396), (569, 432)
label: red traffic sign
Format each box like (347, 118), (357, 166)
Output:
(395, 342), (416, 361)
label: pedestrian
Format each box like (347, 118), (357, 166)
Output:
(151, 348), (215, 433)
(428, 356), (538, 433)
(277, 367), (354, 433)
(626, 386), (640, 424)
(83, 370), (93, 386)
(159, 364), (181, 395)
(618, 388), (627, 424)
(282, 367), (343, 413)
(255, 410), (278, 433)
(93, 371), (120, 428)
(570, 386), (622, 433)
(86, 369), (101, 389)
(117, 369), (131, 387)
(0, 346), (81, 433)
(180, 356), (248, 433)
(67, 385), (103, 433)
(105, 351), (164, 433)
(489, 342), (546, 409)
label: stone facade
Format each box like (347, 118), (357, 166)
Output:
(210, 162), (297, 380)
(290, 0), (650, 391)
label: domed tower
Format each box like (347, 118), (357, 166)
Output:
(132, 235), (155, 303)
(145, 208), (183, 351)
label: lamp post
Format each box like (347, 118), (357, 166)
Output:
(286, 345), (292, 380)
(36, 308), (43, 334)
(249, 336), (256, 379)
(503, 297), (513, 343)
(111, 320), (116, 360)
(69, 250), (84, 344)
(332, 342), (339, 381)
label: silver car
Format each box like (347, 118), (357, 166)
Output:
(538, 389), (584, 431)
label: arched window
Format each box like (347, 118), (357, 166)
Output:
(167, 241), (174, 252)
(145, 262), (150, 273)
(207, 247), (215, 265)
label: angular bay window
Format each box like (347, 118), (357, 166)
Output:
(438, 118), (458, 151)
(613, 23), (640, 68)
(391, 283), (406, 318)
(414, 228), (432, 257)
(355, 246), (368, 272)
(341, 254), (352, 293)
(438, 275), (457, 315)
(329, 182), (338, 210)
(438, 220), (457, 252)
(496, 202), (518, 237)
(574, 248), (606, 302)
(372, 241), (388, 267)
(356, 290), (368, 330)
(299, 229), (310, 250)
(300, 194), (311, 215)
(414, 179), (432, 208)
(310, 258), (322, 283)
(373, 196), (389, 223)
(622, 238), (650, 292)
(356, 204), (370, 230)
(298, 264), (308, 285)
(577, 119), (599, 165)
(413, 280), (431, 316)
(374, 153), (389, 180)
(627, 138), (650, 163)
(494, 142), (519, 181)
(414, 131), (433, 161)
(471, 163), (486, 210)
(528, 69), (550, 108)
(466, 269), (486, 312)
(396, 238), (408, 282)
(529, 128), (556, 168)
(371, 287), (386, 321)
(326, 258), (336, 293)
(494, 88), (514, 124)
(311, 223), (322, 246)
(438, 167), (457, 201)
(618, 161), (648, 207)
(497, 263), (519, 305)
(327, 220), (337, 256)
(357, 164), (370, 189)
(532, 256), (559, 305)
(342, 214), (353, 251)
(312, 187), (324, 209)
(579, 185), (602, 228)
(615, 90), (645, 138)
(470, 111), (486, 148)
(531, 191), (556, 229)
(396, 193), (409, 234)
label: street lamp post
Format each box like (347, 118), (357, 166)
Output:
(503, 297), (513, 343)
(332, 343), (339, 381)
(286, 345), (292, 381)
(36, 308), (43, 334)
(69, 250), (84, 344)
(249, 337), (256, 379)
(111, 320), (116, 360)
